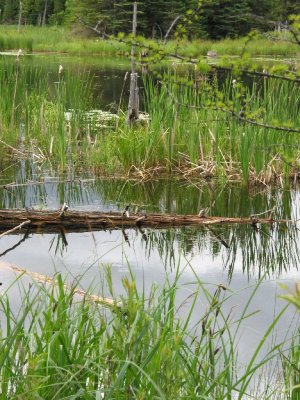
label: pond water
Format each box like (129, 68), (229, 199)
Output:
(0, 162), (299, 364)
(0, 55), (299, 387)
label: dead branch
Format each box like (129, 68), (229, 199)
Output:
(163, 15), (183, 45)
(0, 261), (120, 308)
(0, 220), (31, 238)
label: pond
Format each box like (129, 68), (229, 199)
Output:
(0, 163), (299, 360)
(0, 54), (299, 393)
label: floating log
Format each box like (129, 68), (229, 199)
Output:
(0, 208), (291, 235)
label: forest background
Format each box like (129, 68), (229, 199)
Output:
(1, 0), (300, 39)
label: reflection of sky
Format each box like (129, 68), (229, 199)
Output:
(0, 226), (298, 372)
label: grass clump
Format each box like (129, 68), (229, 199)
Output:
(0, 26), (298, 58)
(0, 270), (297, 399)
(90, 74), (300, 183)
(0, 56), (299, 184)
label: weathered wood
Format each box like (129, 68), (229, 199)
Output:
(127, 2), (139, 124)
(0, 219), (31, 238)
(0, 208), (291, 234)
(0, 261), (120, 308)
(18, 1), (23, 33)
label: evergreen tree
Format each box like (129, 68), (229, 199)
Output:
(0, 0), (5, 21)
(2, 0), (19, 23)
(50, 0), (66, 24)
(102, 1), (139, 35)
(0, 0), (297, 37)
(200, 0), (251, 39)
(64, 0), (103, 26)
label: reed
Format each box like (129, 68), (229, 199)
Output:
(0, 55), (299, 183)
(0, 25), (298, 58)
(0, 57), (94, 169)
(0, 270), (296, 399)
(91, 73), (299, 183)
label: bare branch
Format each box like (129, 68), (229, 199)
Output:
(163, 15), (183, 45)
(0, 220), (31, 238)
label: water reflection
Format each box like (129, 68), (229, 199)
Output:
(1, 171), (299, 374)
(0, 165), (299, 280)
(0, 54), (131, 111)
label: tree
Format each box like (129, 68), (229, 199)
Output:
(49, 0), (66, 24)
(200, 0), (251, 39)
(2, 0), (19, 23)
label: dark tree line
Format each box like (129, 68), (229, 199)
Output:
(0, 0), (299, 39)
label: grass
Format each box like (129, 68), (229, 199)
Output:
(0, 55), (299, 184)
(0, 25), (299, 59)
(0, 268), (298, 399)
(0, 57), (94, 170)
(89, 74), (300, 183)
(282, 335), (300, 399)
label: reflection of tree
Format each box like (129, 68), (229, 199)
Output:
(49, 229), (68, 256)
(0, 162), (93, 209)
(141, 221), (300, 280)
(224, 223), (300, 280)
(0, 174), (298, 280)
(100, 178), (295, 221)
(0, 229), (30, 257)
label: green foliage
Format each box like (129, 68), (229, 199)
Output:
(2, 0), (19, 23)
(280, 283), (300, 311)
(0, 272), (295, 398)
(0, 52), (299, 183)
(200, 0), (251, 39)
(0, 0), (299, 39)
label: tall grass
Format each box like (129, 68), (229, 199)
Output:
(0, 57), (94, 169)
(91, 73), (299, 183)
(0, 56), (299, 182)
(282, 335), (300, 399)
(0, 25), (298, 58)
(0, 270), (296, 399)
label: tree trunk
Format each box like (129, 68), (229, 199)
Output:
(42, 0), (48, 26)
(17, 1), (22, 32)
(0, 208), (288, 234)
(127, 2), (139, 125)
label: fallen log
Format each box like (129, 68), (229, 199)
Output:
(0, 208), (291, 234)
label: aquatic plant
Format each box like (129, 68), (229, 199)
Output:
(0, 55), (299, 184)
(89, 72), (299, 183)
(0, 269), (296, 399)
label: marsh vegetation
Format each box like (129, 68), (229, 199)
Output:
(0, 53), (299, 184)
(0, 16), (299, 399)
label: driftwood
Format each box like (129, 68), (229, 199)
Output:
(0, 261), (120, 308)
(0, 208), (291, 234)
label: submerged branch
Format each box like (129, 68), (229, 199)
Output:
(0, 261), (119, 308)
